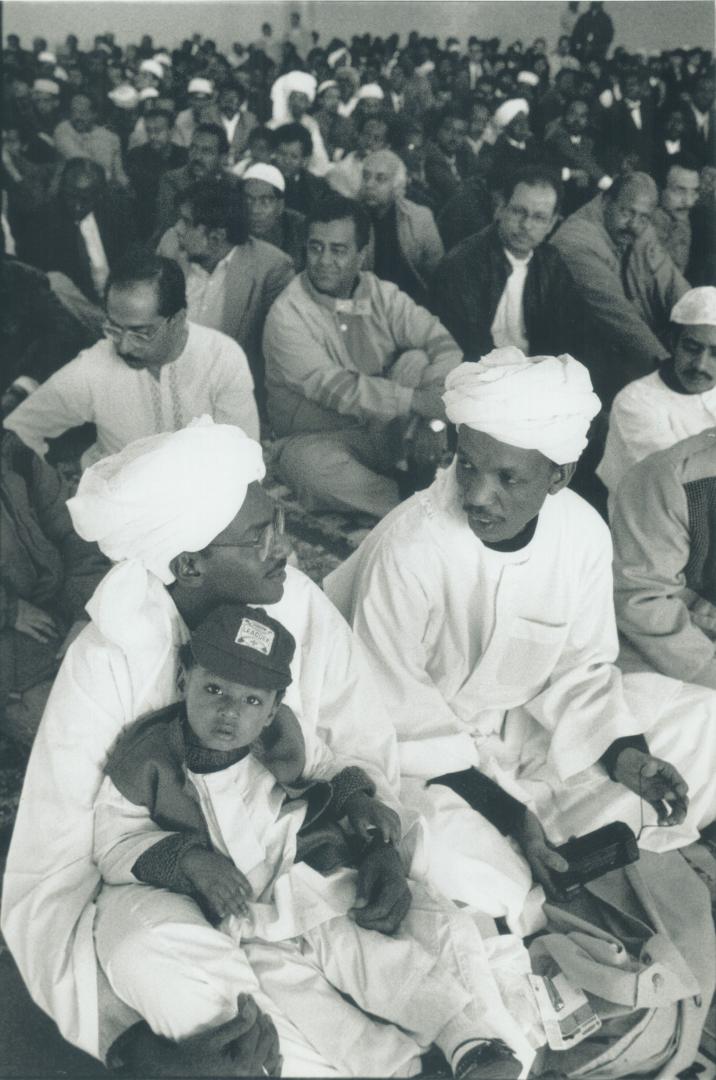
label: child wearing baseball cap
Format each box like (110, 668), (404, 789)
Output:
(93, 603), (524, 1080)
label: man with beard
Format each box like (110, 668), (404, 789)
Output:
(155, 122), (232, 237)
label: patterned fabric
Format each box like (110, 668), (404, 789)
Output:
(685, 477), (716, 605)
(329, 765), (376, 818)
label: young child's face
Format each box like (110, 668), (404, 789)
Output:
(185, 663), (279, 751)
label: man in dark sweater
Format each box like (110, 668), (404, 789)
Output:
(432, 166), (582, 363)
(126, 109), (188, 239)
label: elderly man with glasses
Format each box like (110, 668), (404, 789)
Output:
(4, 251), (259, 466)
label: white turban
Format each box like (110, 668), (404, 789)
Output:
(69, 417), (265, 584)
(242, 162), (285, 192)
(139, 59), (164, 80)
(154, 51), (172, 67)
(33, 78), (60, 96)
(493, 98), (530, 129)
(516, 70), (539, 87)
(328, 47), (350, 69)
(317, 79), (338, 96)
(671, 287), (716, 327)
(108, 84), (139, 110)
(443, 348), (601, 465)
(38, 50), (57, 63)
(188, 77), (214, 96)
(356, 83), (385, 101)
(271, 71), (316, 124)
(138, 86), (159, 101)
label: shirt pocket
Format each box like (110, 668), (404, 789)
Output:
(496, 617), (568, 688)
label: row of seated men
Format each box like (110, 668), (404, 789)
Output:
(2, 17), (716, 1080)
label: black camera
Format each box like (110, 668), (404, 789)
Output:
(553, 821), (640, 893)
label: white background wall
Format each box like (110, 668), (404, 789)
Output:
(5, 0), (714, 57)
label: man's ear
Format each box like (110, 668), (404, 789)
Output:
(170, 550), (207, 587)
(548, 461), (577, 495)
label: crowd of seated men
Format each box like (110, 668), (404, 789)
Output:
(1, 6), (716, 1079)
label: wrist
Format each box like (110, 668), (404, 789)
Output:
(613, 745), (645, 783)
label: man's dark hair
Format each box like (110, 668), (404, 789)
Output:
(437, 104), (468, 128)
(59, 156), (106, 190)
(144, 108), (174, 127)
(659, 151), (702, 187)
(272, 122), (313, 157)
(354, 108), (389, 135)
(562, 95), (592, 118)
(193, 121), (229, 156)
(181, 180), (249, 245)
(500, 165), (563, 213)
(248, 124), (273, 147)
(307, 194), (371, 250)
(106, 250), (187, 317)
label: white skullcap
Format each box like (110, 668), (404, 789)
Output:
(38, 50), (57, 63)
(188, 77), (214, 96)
(317, 79), (338, 96)
(493, 98), (530, 129)
(108, 84), (139, 109)
(356, 83), (385, 100)
(517, 70), (540, 87)
(154, 51), (172, 66)
(671, 287), (716, 327)
(139, 59), (164, 80)
(443, 348), (601, 465)
(243, 162), (285, 192)
(54, 66), (68, 81)
(69, 417), (265, 584)
(138, 86), (159, 100)
(328, 46), (350, 69)
(33, 78), (60, 96)
(270, 71), (317, 124)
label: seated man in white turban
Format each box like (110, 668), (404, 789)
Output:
(4, 251), (259, 465)
(264, 194), (462, 520)
(268, 71), (330, 177)
(612, 429), (716, 691)
(598, 287), (716, 507)
(326, 347), (716, 932)
(2, 418), (534, 1079)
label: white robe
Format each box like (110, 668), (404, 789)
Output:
(597, 368), (716, 502)
(0, 566), (405, 1061)
(93, 753), (541, 1075)
(326, 463), (716, 927)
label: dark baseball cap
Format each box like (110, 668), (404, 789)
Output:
(190, 604), (295, 690)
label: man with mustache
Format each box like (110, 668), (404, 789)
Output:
(327, 349), (716, 932)
(1, 419), (440, 1077)
(552, 172), (689, 405)
(4, 251), (260, 464)
(597, 287), (716, 505)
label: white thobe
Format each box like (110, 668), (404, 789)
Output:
(4, 320), (260, 462)
(93, 751), (540, 1074)
(490, 249), (531, 352)
(0, 567), (410, 1065)
(597, 368), (716, 501)
(326, 464), (716, 926)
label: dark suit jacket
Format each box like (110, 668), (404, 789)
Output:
(599, 101), (658, 174)
(126, 143), (188, 239)
(487, 135), (545, 191)
(424, 142), (475, 209)
(283, 171), (331, 217)
(682, 104), (716, 168)
(22, 192), (137, 304)
(431, 223), (584, 362)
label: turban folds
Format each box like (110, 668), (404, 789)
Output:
(443, 348), (601, 465)
(493, 98), (530, 129)
(671, 287), (716, 327)
(242, 162), (285, 192)
(271, 71), (317, 124)
(68, 416), (265, 584)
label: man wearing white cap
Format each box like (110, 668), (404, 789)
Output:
(2, 418), (445, 1076)
(174, 77), (217, 149)
(612, 429), (716, 690)
(137, 58), (165, 93)
(242, 162), (307, 271)
(268, 71), (330, 177)
(598, 287), (716, 504)
(326, 348), (716, 928)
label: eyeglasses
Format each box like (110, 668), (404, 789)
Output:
(102, 317), (169, 347)
(211, 505), (286, 562)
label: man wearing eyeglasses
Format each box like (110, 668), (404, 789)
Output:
(4, 251), (260, 465)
